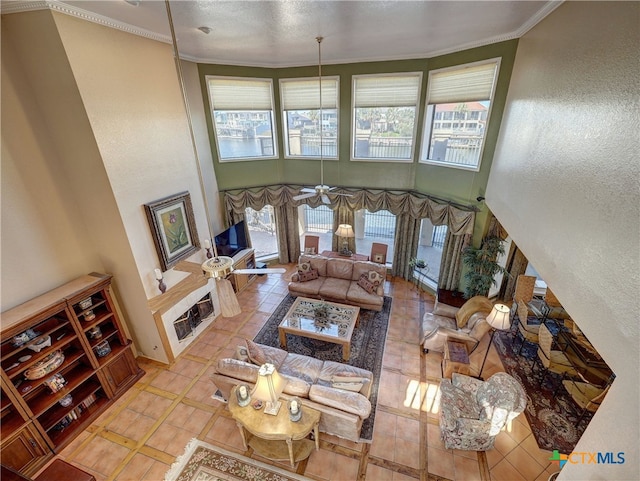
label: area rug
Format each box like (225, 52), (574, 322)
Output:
(493, 321), (587, 454)
(164, 438), (312, 481)
(253, 295), (392, 442)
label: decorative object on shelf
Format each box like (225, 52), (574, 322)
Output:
(87, 326), (102, 340)
(251, 363), (287, 415)
(83, 309), (96, 321)
(478, 303), (511, 379)
(462, 235), (509, 299)
(24, 350), (65, 380)
(236, 384), (251, 407)
(155, 268), (167, 294)
(335, 224), (355, 256)
(288, 397), (302, 422)
(79, 297), (93, 310)
(44, 373), (67, 393)
(59, 394), (73, 407)
(203, 239), (213, 259)
(13, 328), (39, 347)
(27, 335), (52, 352)
(93, 339), (111, 358)
(144, 191), (200, 271)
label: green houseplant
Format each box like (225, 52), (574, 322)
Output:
(462, 235), (508, 299)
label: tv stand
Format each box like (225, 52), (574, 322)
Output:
(230, 249), (256, 293)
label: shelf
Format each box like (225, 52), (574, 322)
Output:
(93, 340), (129, 368)
(6, 333), (79, 381)
(27, 363), (95, 417)
(78, 309), (114, 332)
(40, 379), (102, 431)
(47, 394), (108, 450)
(85, 324), (118, 349)
(14, 346), (85, 394)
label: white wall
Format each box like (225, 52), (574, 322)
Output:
(487, 2), (639, 479)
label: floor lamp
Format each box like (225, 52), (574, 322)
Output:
(478, 303), (511, 380)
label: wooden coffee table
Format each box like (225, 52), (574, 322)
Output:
(278, 297), (360, 361)
(228, 386), (320, 467)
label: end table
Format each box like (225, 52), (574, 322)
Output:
(228, 386), (320, 467)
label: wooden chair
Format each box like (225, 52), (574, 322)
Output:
(562, 379), (610, 426)
(543, 288), (571, 320)
(370, 243), (388, 264)
(513, 275), (545, 319)
(515, 300), (540, 354)
(534, 323), (576, 389)
(303, 235), (320, 255)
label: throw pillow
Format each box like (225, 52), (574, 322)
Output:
(235, 345), (250, 362)
(357, 273), (376, 294)
(373, 253), (385, 263)
(367, 270), (385, 286)
(245, 339), (267, 365)
(298, 268), (319, 282)
(297, 261), (312, 273)
(304, 247), (316, 255)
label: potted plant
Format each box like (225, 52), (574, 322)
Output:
(462, 235), (509, 299)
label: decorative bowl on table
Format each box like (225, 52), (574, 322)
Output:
(24, 350), (65, 380)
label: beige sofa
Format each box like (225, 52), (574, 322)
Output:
(211, 341), (374, 442)
(420, 296), (494, 353)
(287, 254), (386, 311)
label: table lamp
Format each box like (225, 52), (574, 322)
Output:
(478, 303), (511, 379)
(251, 363), (287, 415)
(335, 224), (355, 256)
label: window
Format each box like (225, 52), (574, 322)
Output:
(206, 77), (277, 161)
(415, 219), (448, 286)
(352, 73), (422, 161)
(299, 205), (333, 253)
(280, 77), (339, 158)
(361, 210), (396, 261)
(420, 59), (500, 170)
(245, 206), (278, 258)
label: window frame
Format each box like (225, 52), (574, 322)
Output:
(350, 72), (423, 163)
(279, 76), (340, 160)
(205, 75), (278, 163)
(419, 58), (501, 172)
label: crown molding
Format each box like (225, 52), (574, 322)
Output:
(1, 0), (171, 45)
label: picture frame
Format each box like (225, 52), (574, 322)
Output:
(144, 192), (200, 271)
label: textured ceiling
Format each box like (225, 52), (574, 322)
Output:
(1, 0), (562, 66)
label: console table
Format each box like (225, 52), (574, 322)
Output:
(320, 250), (369, 261)
(228, 387), (320, 467)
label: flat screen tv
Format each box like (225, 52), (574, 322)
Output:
(214, 220), (249, 257)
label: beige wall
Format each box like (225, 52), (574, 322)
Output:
(1, 10), (219, 364)
(487, 2), (639, 479)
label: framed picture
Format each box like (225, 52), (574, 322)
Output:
(144, 192), (200, 270)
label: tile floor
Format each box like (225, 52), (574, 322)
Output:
(47, 266), (561, 481)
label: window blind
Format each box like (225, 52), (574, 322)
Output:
(427, 61), (498, 104)
(353, 73), (421, 108)
(208, 77), (273, 110)
(281, 77), (338, 110)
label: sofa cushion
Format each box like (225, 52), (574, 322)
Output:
(318, 361), (373, 384)
(299, 254), (328, 277)
(279, 353), (324, 384)
(289, 277), (324, 296)
(433, 300), (459, 318)
(309, 384), (372, 418)
(217, 358), (259, 383)
(331, 381), (364, 392)
(346, 282), (383, 307)
(326, 258), (354, 280)
(319, 278), (352, 300)
(298, 269), (319, 282)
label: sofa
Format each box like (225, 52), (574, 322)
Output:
(439, 372), (526, 450)
(287, 254), (387, 311)
(420, 295), (494, 353)
(211, 340), (374, 442)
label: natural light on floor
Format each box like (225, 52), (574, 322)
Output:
(405, 379), (442, 413)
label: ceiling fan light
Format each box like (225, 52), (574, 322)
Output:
(202, 256), (234, 278)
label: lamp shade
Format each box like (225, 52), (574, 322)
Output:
(486, 304), (511, 330)
(251, 363), (286, 404)
(335, 224), (355, 238)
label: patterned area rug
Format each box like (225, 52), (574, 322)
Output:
(253, 295), (392, 442)
(493, 321), (586, 454)
(164, 439), (312, 481)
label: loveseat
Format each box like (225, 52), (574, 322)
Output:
(420, 295), (494, 353)
(439, 372), (526, 450)
(211, 340), (374, 442)
(287, 254), (386, 311)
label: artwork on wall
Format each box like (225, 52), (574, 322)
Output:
(144, 191), (200, 271)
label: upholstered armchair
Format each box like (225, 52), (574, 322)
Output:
(439, 372), (526, 451)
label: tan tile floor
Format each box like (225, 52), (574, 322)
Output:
(46, 266), (561, 481)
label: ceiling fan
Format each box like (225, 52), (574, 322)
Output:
(292, 37), (351, 206)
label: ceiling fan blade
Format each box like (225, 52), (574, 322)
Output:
(216, 277), (242, 317)
(327, 186), (336, 191)
(234, 268), (286, 275)
(300, 187), (317, 193)
(321, 194), (331, 204)
(293, 192), (317, 201)
(334, 192), (353, 197)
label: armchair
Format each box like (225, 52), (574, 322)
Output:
(421, 296), (494, 353)
(439, 372), (526, 451)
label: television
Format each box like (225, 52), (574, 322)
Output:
(214, 220), (249, 257)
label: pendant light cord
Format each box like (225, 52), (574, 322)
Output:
(317, 36), (324, 187)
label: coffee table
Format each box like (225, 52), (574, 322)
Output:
(278, 297), (360, 361)
(228, 386), (320, 467)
